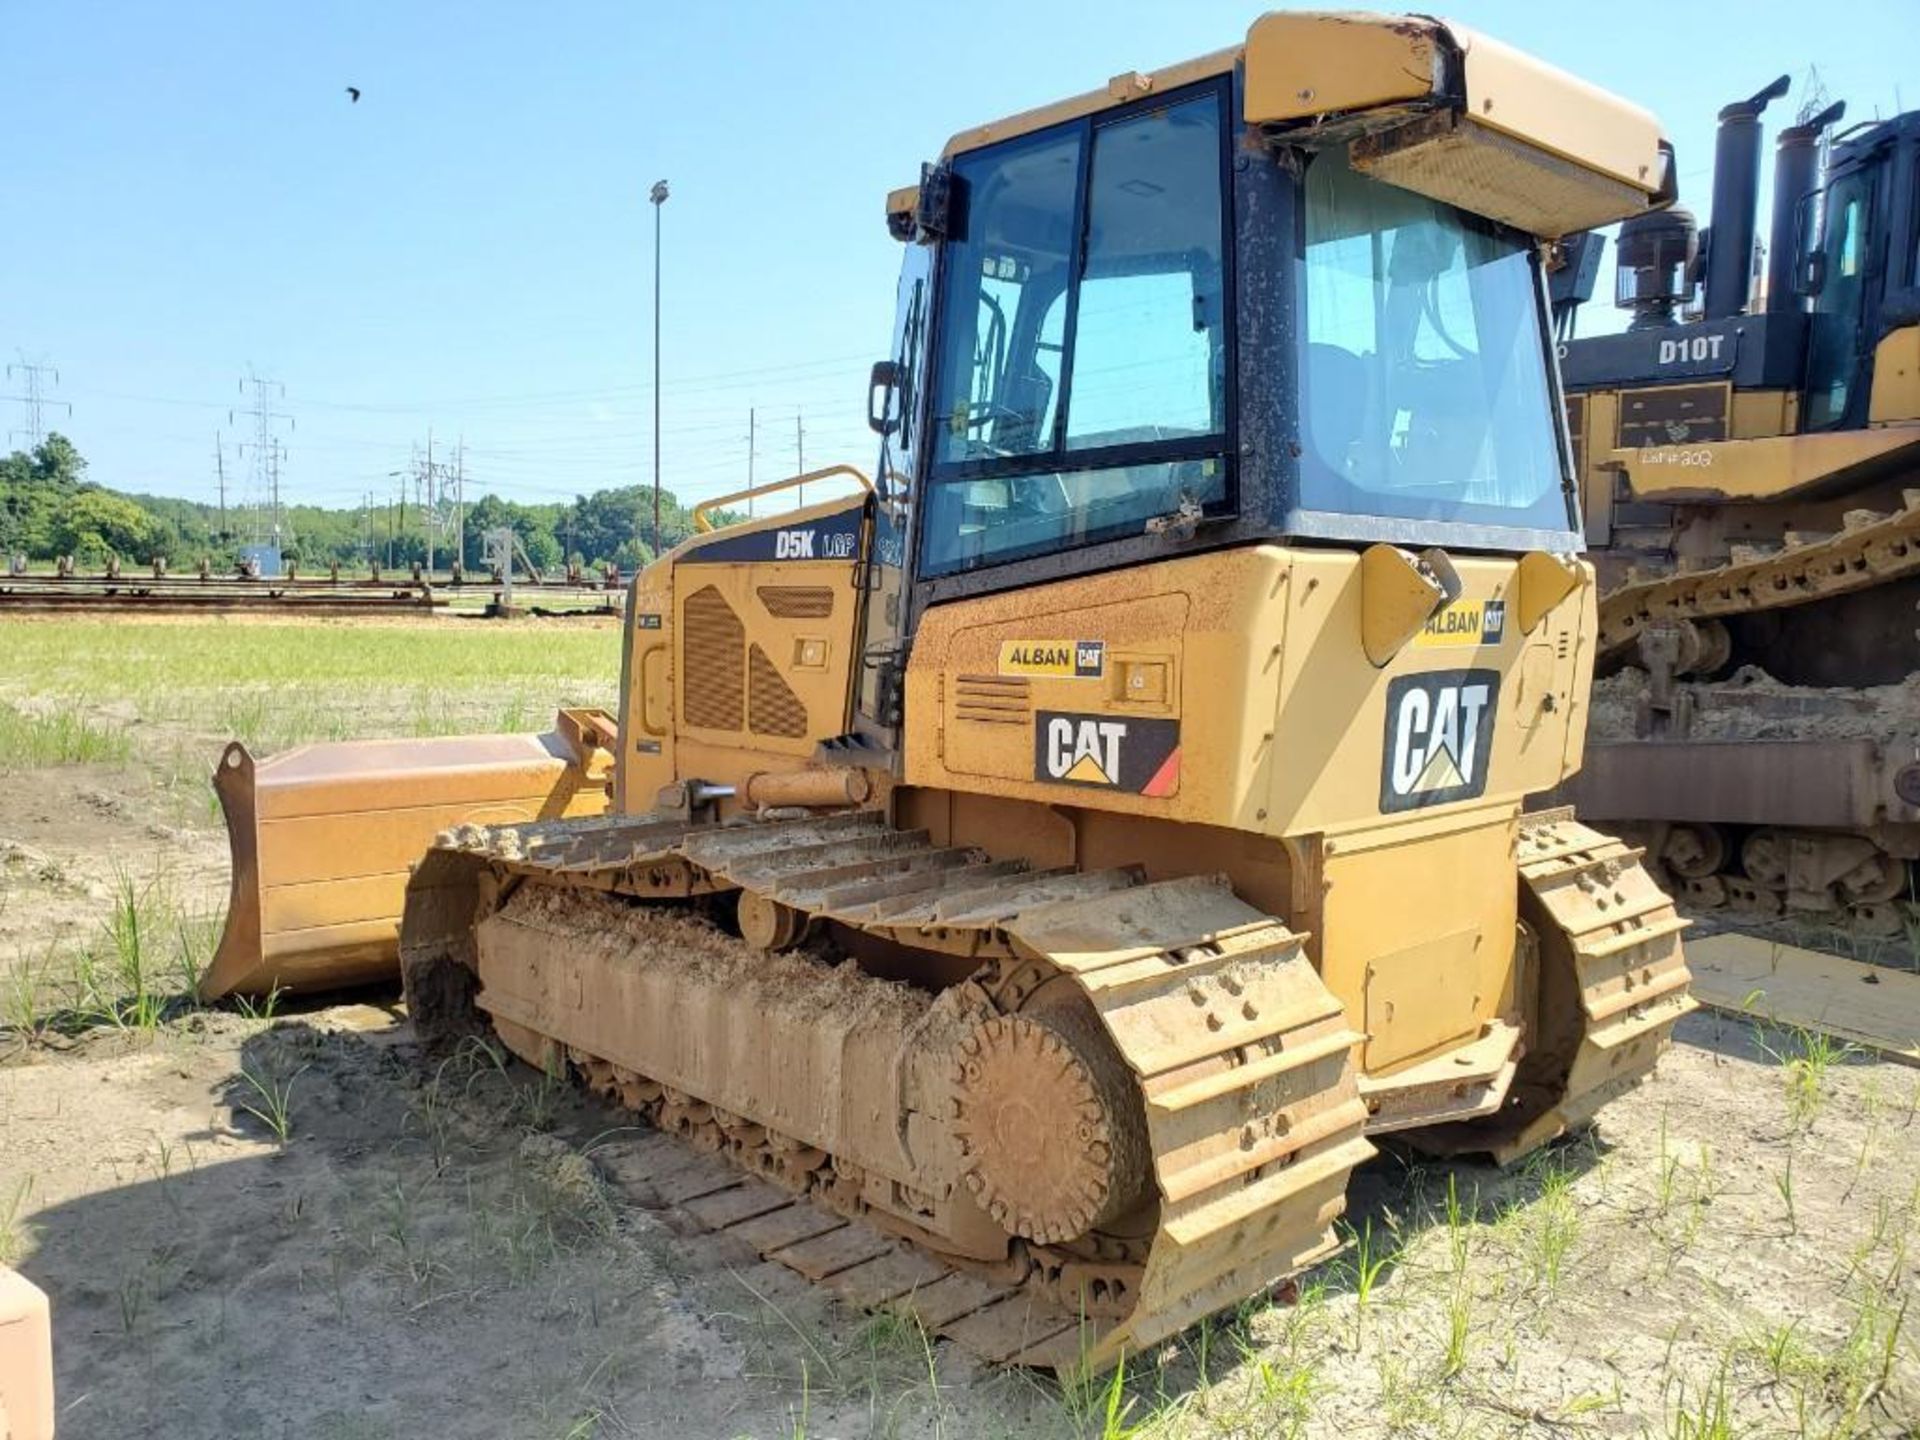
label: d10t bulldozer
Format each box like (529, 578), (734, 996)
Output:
(235, 12), (1697, 1369)
(1555, 82), (1920, 931)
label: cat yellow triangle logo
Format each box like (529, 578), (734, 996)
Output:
(1062, 752), (1112, 785)
(1412, 741), (1465, 793)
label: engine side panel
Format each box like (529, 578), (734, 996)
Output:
(618, 494), (870, 808)
(901, 544), (1593, 839)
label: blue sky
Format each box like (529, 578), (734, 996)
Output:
(2, 2), (1912, 521)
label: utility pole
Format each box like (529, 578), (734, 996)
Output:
(454, 434), (466, 570)
(747, 406), (757, 517)
(425, 430), (435, 577)
(6, 355), (69, 449)
(232, 369), (294, 558)
(212, 434), (230, 543)
(795, 413), (806, 507)
(420, 473), (433, 576)
(649, 179), (670, 561)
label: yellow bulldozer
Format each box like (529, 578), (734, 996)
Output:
(206, 11), (1695, 1368)
(1555, 82), (1920, 931)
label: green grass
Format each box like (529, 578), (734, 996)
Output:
(0, 700), (132, 769)
(0, 617), (619, 753)
(1758, 1024), (1857, 1130)
(2, 865), (221, 1039)
(234, 1061), (305, 1145)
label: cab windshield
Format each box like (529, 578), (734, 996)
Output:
(1297, 150), (1570, 533)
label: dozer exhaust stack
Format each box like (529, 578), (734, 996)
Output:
(200, 708), (616, 1002)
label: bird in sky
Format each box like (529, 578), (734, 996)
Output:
(345, 86), (361, 103)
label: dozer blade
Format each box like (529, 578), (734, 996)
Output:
(199, 708), (615, 1002)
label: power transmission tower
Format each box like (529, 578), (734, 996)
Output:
(232, 370), (295, 554)
(408, 431), (462, 577)
(6, 355), (70, 449)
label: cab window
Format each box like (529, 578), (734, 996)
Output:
(1804, 173), (1872, 430)
(922, 87), (1229, 578)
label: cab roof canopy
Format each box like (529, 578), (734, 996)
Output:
(888, 10), (1670, 242)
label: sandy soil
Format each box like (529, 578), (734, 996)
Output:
(0, 720), (1915, 1438)
(3, 992), (1916, 1439)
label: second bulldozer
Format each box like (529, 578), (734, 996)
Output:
(1555, 81), (1920, 932)
(392, 12), (1694, 1369)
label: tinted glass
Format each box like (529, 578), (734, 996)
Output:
(1804, 173), (1871, 429)
(1064, 96), (1227, 448)
(923, 459), (1222, 574)
(1297, 150), (1570, 533)
(922, 90), (1230, 579)
(931, 128), (1081, 465)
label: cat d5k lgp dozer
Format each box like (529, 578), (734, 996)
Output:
(395, 12), (1694, 1370)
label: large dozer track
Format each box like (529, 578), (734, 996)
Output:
(399, 806), (1690, 1370)
(1594, 487), (1920, 669)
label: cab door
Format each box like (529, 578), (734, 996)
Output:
(1804, 166), (1880, 430)
(854, 236), (934, 748)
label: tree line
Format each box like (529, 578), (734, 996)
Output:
(1, 434), (740, 573)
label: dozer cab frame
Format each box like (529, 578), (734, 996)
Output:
(209, 12), (1695, 1371)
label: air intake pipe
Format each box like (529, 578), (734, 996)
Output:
(1703, 75), (1791, 321)
(1764, 100), (1847, 314)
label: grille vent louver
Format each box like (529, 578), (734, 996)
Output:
(954, 675), (1031, 725)
(749, 644), (809, 737)
(682, 586), (744, 730)
(756, 585), (835, 619)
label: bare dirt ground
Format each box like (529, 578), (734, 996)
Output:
(3, 616), (1917, 1439)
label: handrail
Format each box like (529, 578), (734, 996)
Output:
(692, 465), (874, 533)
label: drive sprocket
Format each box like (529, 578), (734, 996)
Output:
(949, 1010), (1150, 1245)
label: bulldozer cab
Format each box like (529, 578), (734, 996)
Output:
(1802, 112), (1920, 431)
(856, 30), (1658, 744)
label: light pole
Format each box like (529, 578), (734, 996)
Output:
(649, 179), (670, 562)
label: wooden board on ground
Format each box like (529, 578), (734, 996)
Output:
(1686, 932), (1920, 1066)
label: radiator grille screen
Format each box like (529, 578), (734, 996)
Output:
(682, 586), (744, 731)
(748, 644), (808, 737)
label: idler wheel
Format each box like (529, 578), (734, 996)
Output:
(949, 1007), (1150, 1245)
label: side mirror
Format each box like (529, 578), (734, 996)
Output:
(867, 360), (900, 436)
(1800, 251), (1828, 298)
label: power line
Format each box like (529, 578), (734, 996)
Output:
(69, 353), (875, 419)
(6, 354), (70, 449)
